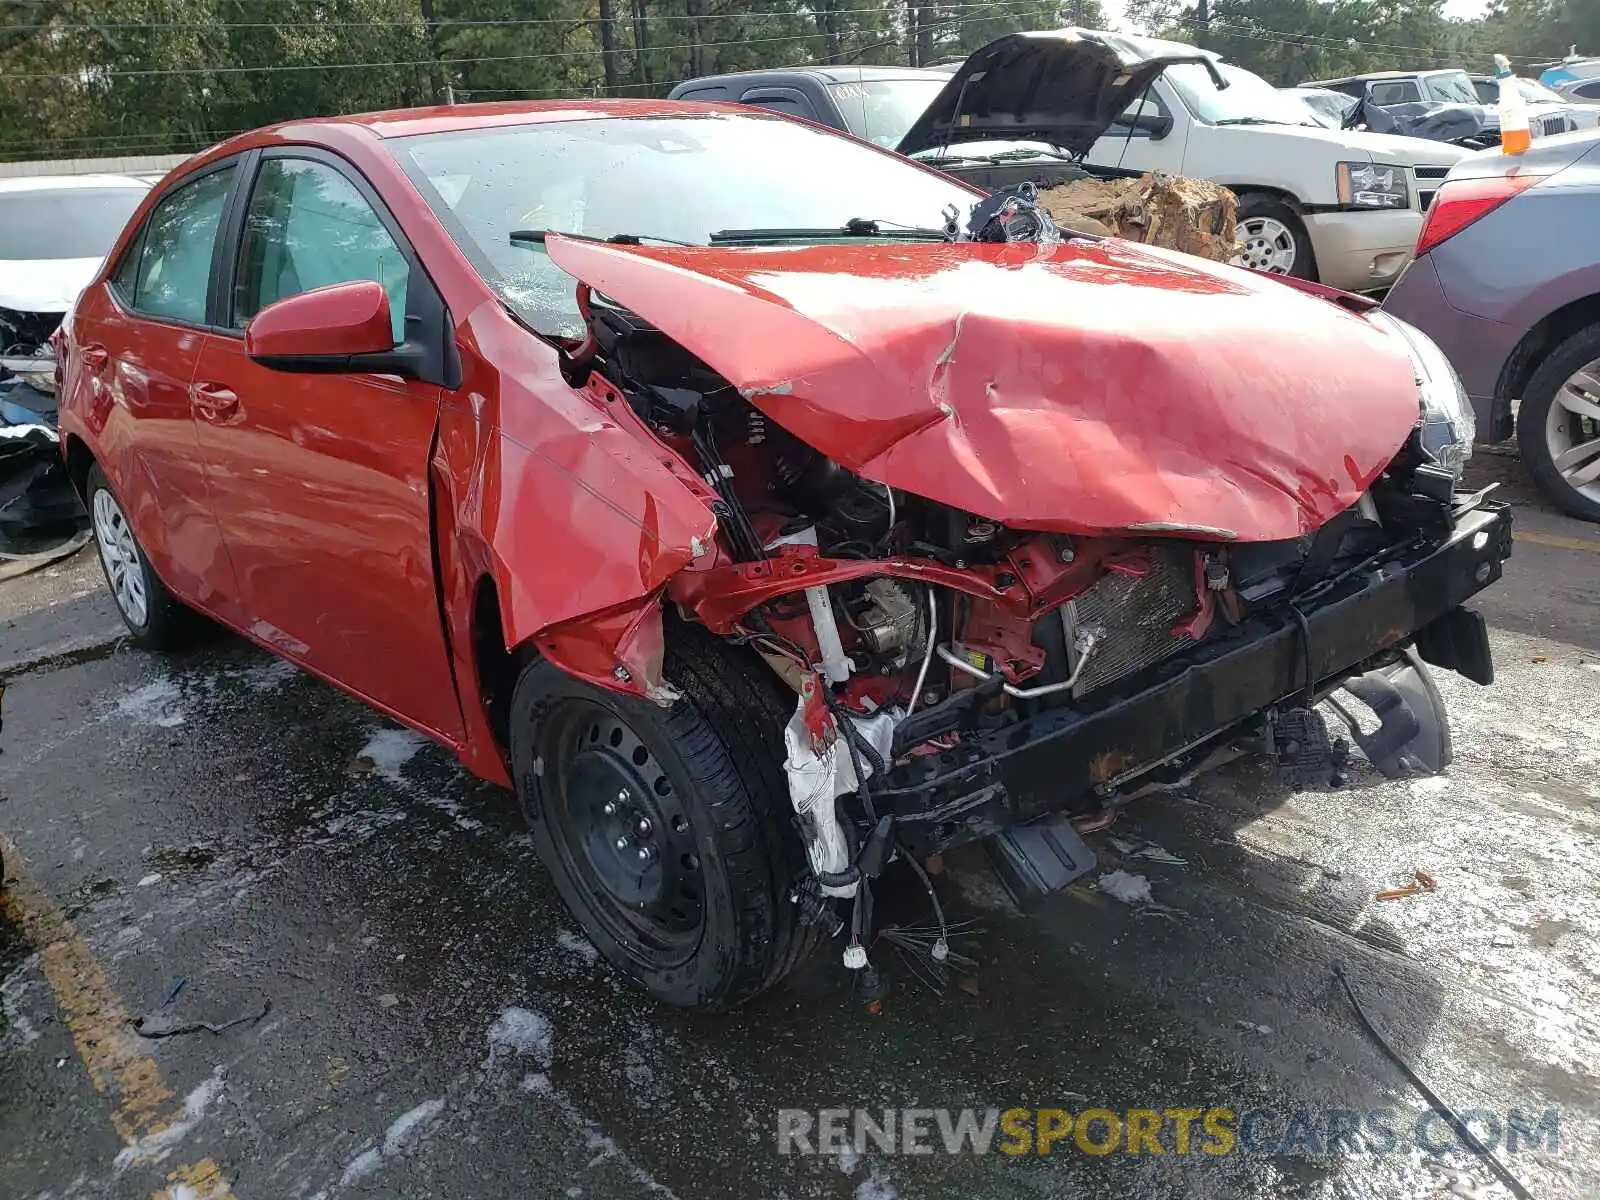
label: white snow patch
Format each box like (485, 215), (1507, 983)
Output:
(355, 727), (483, 831)
(1098, 870), (1153, 904)
(117, 678), (186, 728)
(332, 1098), (445, 1189)
(113, 1068), (225, 1169)
(488, 1006), (554, 1067)
(520, 1072), (553, 1094)
(241, 658), (299, 692)
(136, 873), (162, 887)
(1, 959), (42, 1047)
(838, 1144), (861, 1175)
(338, 1147), (384, 1187)
(555, 929), (600, 965)
(357, 727), (428, 785)
(856, 1169), (899, 1200)
(1408, 776), (1452, 798)
(382, 1097), (446, 1156)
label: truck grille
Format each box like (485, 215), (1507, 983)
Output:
(1414, 165), (1451, 211)
(1064, 547), (1198, 697)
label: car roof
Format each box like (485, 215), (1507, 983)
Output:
(671, 64), (951, 86)
(1303, 70), (1461, 85)
(201, 98), (797, 151)
(0, 173), (150, 194)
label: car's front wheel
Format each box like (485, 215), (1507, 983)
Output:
(86, 464), (206, 648)
(509, 627), (822, 1009)
(1233, 194), (1315, 281)
(1517, 323), (1600, 523)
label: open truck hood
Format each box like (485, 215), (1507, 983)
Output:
(895, 27), (1223, 160)
(545, 235), (1421, 542)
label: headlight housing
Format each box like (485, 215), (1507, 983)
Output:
(1336, 160), (1409, 209)
(1370, 312), (1475, 477)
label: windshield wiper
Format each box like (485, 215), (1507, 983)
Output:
(1212, 117), (1285, 126)
(709, 217), (949, 243)
(982, 147), (1075, 162)
(508, 229), (696, 248)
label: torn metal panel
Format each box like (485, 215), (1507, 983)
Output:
(544, 234), (1420, 544)
(432, 311), (717, 709)
(0, 379), (87, 558)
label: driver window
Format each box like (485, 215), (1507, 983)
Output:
(234, 158), (409, 343)
(1107, 93), (1169, 138)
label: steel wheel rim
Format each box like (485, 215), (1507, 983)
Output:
(1547, 358), (1600, 503)
(541, 699), (705, 968)
(1234, 216), (1298, 274)
(91, 488), (147, 627)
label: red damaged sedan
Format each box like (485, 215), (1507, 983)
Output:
(57, 98), (1510, 1009)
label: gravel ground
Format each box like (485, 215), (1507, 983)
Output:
(1, 449), (1596, 1200)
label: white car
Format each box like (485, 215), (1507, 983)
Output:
(1469, 73), (1600, 134)
(0, 174), (150, 389)
(1069, 38), (1469, 292)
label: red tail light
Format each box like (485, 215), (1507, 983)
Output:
(1416, 173), (1548, 257)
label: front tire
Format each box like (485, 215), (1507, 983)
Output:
(1517, 323), (1600, 523)
(509, 628), (821, 1010)
(85, 464), (205, 648)
(1233, 194), (1315, 281)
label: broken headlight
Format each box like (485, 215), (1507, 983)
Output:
(1370, 312), (1475, 477)
(1336, 161), (1408, 209)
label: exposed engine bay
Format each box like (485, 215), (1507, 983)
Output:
(559, 279), (1500, 937)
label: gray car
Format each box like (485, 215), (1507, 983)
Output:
(1382, 130), (1600, 521)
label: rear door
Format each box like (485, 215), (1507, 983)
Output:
(71, 160), (242, 615)
(189, 148), (464, 740)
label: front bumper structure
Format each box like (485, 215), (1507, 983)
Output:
(877, 502), (1513, 853)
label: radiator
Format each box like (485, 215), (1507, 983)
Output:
(1063, 547), (1198, 697)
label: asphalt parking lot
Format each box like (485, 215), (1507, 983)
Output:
(1, 446), (1597, 1200)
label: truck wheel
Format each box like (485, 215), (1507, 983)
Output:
(1517, 323), (1600, 522)
(508, 627), (822, 1009)
(85, 465), (207, 649)
(1234, 195), (1315, 280)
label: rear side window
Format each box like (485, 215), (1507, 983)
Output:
(1368, 80), (1422, 105)
(744, 95), (815, 120)
(232, 157), (409, 343)
(128, 166), (236, 323)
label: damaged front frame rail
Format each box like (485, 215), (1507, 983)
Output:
(873, 502), (1513, 857)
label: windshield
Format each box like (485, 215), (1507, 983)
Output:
(827, 78), (950, 148)
(390, 113), (975, 336)
(1516, 78), (1567, 104)
(1422, 71), (1480, 104)
(1290, 89), (1358, 129)
(1166, 61), (1320, 127)
(0, 186), (146, 261)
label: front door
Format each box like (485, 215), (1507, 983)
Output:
(190, 151), (464, 741)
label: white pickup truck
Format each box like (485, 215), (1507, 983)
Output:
(673, 29), (1470, 293)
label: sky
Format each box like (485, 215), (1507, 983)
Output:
(1098, 0), (1491, 33)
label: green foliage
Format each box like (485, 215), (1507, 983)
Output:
(0, 0), (1588, 161)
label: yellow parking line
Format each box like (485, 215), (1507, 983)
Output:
(1517, 530), (1600, 553)
(0, 834), (238, 1200)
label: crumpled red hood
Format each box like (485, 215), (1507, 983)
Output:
(546, 235), (1421, 542)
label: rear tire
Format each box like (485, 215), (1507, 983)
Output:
(509, 626), (821, 1010)
(1517, 323), (1600, 522)
(1234, 194), (1316, 281)
(85, 464), (207, 649)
